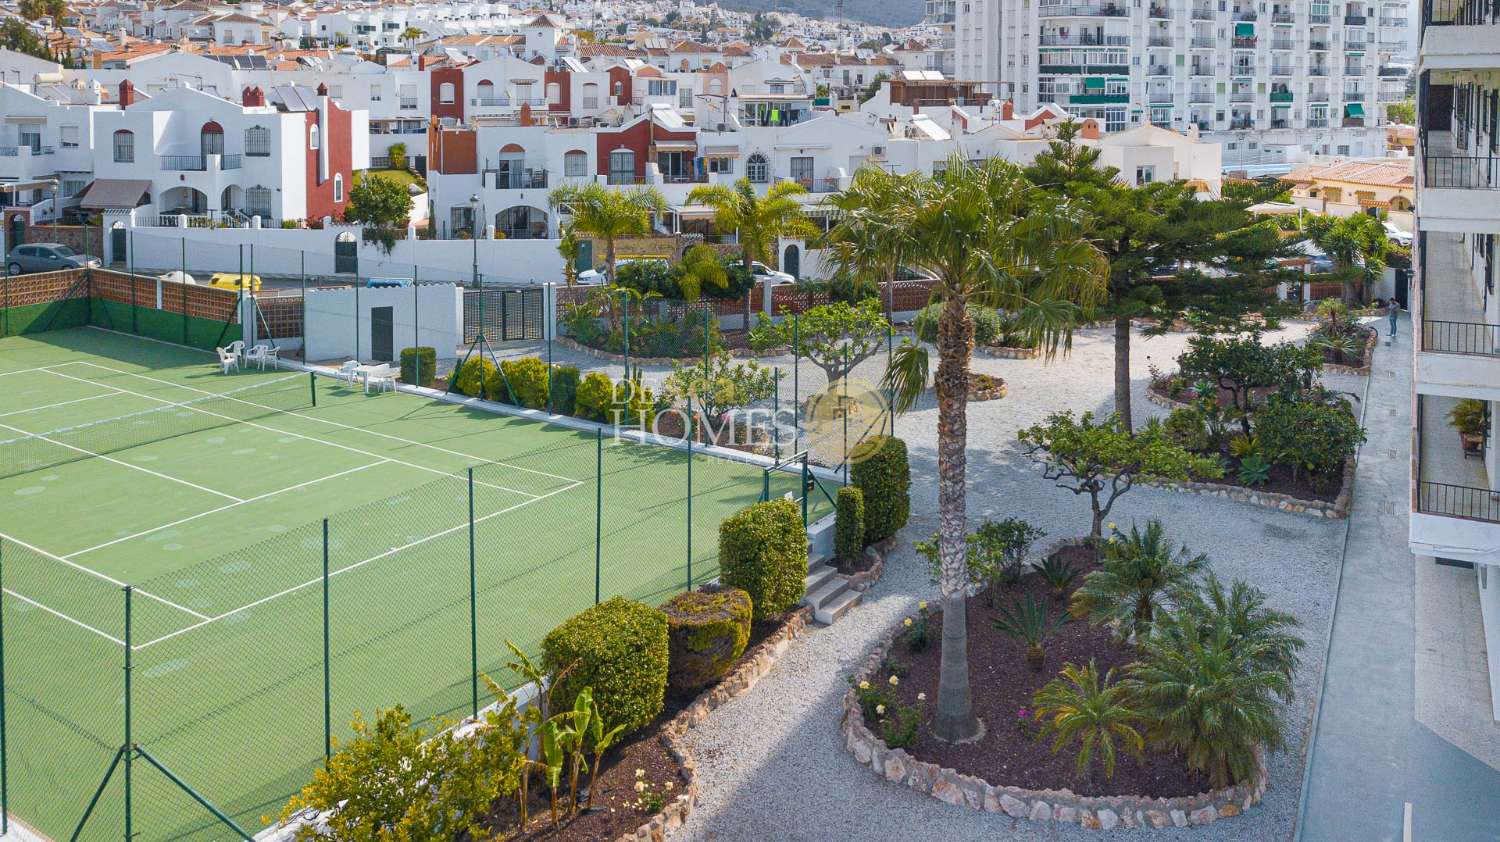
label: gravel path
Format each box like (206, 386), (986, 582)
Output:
(645, 321), (1365, 842)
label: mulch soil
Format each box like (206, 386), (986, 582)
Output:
(1316, 325), (1375, 369)
(489, 615), (793, 841)
(875, 543), (1211, 799)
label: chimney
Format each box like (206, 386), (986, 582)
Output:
(519, 102), (533, 127)
(1080, 119), (1102, 140)
(119, 79), (135, 107)
(1001, 99), (1014, 120)
(316, 82), (328, 96)
(241, 85), (265, 107)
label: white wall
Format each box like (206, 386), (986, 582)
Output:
(302, 283), (463, 362)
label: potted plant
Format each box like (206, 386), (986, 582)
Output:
(1449, 398), (1488, 457)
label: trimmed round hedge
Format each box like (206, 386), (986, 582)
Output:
(835, 485), (865, 561)
(541, 596), (669, 737)
(660, 586), (753, 692)
(718, 499), (808, 622)
(453, 355), (496, 398)
(850, 435), (910, 544)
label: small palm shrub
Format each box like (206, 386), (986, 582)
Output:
(991, 595), (1067, 670)
(1173, 573), (1304, 687)
(1032, 554), (1079, 600)
(1031, 660), (1143, 782)
(1071, 519), (1206, 640)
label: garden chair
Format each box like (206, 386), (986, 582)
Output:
(215, 347), (239, 374)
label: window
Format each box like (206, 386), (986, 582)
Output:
(112, 129), (133, 163)
(309, 124), (320, 150)
(200, 122), (224, 156)
(647, 79), (677, 97)
(244, 126), (270, 157)
(1136, 165), (1156, 183)
(328, 85), (343, 99)
(370, 84), (381, 101)
(439, 82), (455, 104)
(746, 152), (768, 183)
(333, 173), (343, 203)
(61, 177), (86, 197)
(546, 82), (561, 104)
(246, 187), (272, 217)
(581, 82), (600, 109)
(59, 125), (79, 148)
(679, 86), (693, 108)
(790, 156), (814, 185)
(476, 80), (494, 103)
(564, 150), (587, 177)
(706, 156), (733, 174)
(608, 149), (635, 184)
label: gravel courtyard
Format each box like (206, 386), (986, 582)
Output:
(640, 321), (1368, 842)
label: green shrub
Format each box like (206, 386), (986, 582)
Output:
(659, 586), (753, 692)
(388, 142), (407, 171)
(718, 499), (808, 622)
(914, 302), (1003, 346)
(496, 356), (549, 409)
(1255, 395), (1365, 488)
(835, 486), (866, 562)
(575, 371), (614, 421)
(550, 365), (580, 416)
(399, 346), (436, 388)
(453, 355), (496, 398)
(542, 596), (669, 737)
(1163, 406), (1210, 452)
(850, 436), (910, 544)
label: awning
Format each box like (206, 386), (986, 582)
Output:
(1083, 77), (1105, 90)
(1234, 22), (1255, 37)
(1345, 103), (1365, 118)
(652, 140), (697, 153)
(700, 145), (740, 157)
(673, 204), (717, 220)
(76, 179), (151, 210)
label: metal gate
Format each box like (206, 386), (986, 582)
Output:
(463, 287), (543, 343)
(335, 232), (358, 275)
(111, 225), (127, 264)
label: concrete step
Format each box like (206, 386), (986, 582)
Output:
(804, 563), (841, 597)
(814, 587), (863, 625)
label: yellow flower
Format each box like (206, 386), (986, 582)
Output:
(635, 780), (646, 792)
(664, 781), (674, 791)
(918, 600), (928, 610)
(903, 618), (913, 627)
(1107, 536), (1118, 544)
(875, 704), (886, 715)
(635, 768), (645, 778)
(858, 680), (870, 690)
(1106, 522), (1117, 531)
(888, 675), (900, 686)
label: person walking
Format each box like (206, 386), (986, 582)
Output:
(1387, 298), (1400, 338)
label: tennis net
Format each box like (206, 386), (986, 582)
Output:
(0, 373), (313, 480)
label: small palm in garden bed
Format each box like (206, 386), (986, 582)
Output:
(992, 595), (1068, 670)
(1309, 300), (1374, 368)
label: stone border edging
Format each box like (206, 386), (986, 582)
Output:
(974, 344), (1041, 360)
(969, 375), (1008, 402)
(1320, 326), (1378, 376)
(629, 605), (813, 841)
(555, 335), (777, 366)
(845, 535), (899, 592)
(839, 581), (1266, 831)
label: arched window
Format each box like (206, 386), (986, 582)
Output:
(309, 124), (319, 150)
(581, 82), (600, 109)
(709, 78), (723, 95)
(546, 82), (561, 104)
(439, 81), (455, 104)
(333, 173), (343, 203)
(200, 121), (224, 156)
(746, 152), (768, 183)
(476, 79), (494, 104)
(608, 149), (635, 185)
(564, 150), (587, 178)
(112, 129), (134, 163)
(243, 125), (269, 157)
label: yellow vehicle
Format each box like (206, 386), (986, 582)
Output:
(206, 273), (262, 292)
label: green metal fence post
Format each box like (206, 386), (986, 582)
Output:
(801, 454), (810, 527)
(686, 412), (693, 591)
(129, 233), (138, 335)
(702, 305), (710, 377)
(123, 585), (133, 842)
(300, 252), (306, 356)
(773, 368), (781, 461)
(310, 371), (317, 407)
(546, 317), (554, 416)
(887, 322), (895, 437)
(468, 468), (478, 720)
(133, 748), (253, 840)
(594, 428), (603, 605)
(321, 518), (331, 768)
(0, 539), (7, 835)
(842, 345), (850, 485)
(792, 315), (800, 447)
(621, 289), (630, 382)
(181, 239), (188, 346)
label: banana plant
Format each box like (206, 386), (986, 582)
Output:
(585, 691), (627, 811)
(539, 718), (566, 825)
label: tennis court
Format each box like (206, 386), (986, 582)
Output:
(0, 325), (830, 840)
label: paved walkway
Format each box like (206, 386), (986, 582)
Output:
(1298, 315), (1500, 842)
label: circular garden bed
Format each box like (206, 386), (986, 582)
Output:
(969, 373), (1008, 402)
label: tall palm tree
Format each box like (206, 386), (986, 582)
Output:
(827, 167), (919, 317)
(1071, 518), (1205, 641)
(400, 26), (426, 48)
(1301, 212), (1389, 305)
(675, 243), (728, 303)
(686, 178), (819, 321)
(548, 182), (666, 285)
(858, 156), (1106, 742)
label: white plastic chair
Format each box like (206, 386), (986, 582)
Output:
(245, 344), (279, 370)
(335, 360), (360, 385)
(215, 347), (239, 374)
(225, 340), (246, 361)
(363, 363), (395, 394)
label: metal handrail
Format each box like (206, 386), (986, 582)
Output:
(1421, 320), (1500, 355)
(1417, 481), (1500, 523)
(1424, 156), (1500, 189)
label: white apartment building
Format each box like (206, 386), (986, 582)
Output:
(1409, 0), (1500, 719)
(955, 0), (1405, 170)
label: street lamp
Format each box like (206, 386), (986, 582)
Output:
(469, 192), (481, 287)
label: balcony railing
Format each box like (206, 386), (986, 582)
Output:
(1416, 156), (1500, 186)
(1233, 36), (1258, 46)
(1345, 64), (1366, 74)
(1310, 12), (1331, 22)
(1271, 39), (1296, 49)
(1424, 0), (1500, 27)
(1149, 34), (1174, 45)
(1308, 118), (1330, 127)
(1149, 92), (1175, 103)
(1191, 36), (1216, 47)
(1417, 481), (1500, 523)
(1271, 65), (1296, 75)
(1231, 91), (1255, 101)
(1039, 32), (1130, 45)
(1310, 39), (1330, 49)
(1423, 320), (1500, 355)
(486, 169), (549, 189)
(158, 154), (240, 171)
(1190, 92), (1215, 102)
(1230, 118), (1255, 129)
(1344, 13), (1367, 23)
(1272, 10), (1295, 22)
(1309, 66), (1330, 75)
(1148, 64), (1172, 75)
(1149, 4), (1169, 16)
(1380, 16), (1408, 26)
(0, 145), (54, 156)
(1191, 6), (1214, 17)
(1191, 65), (1215, 75)
(1038, 2), (1128, 15)
(1234, 10), (1258, 19)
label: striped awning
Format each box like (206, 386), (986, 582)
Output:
(1234, 22), (1255, 37)
(652, 140), (697, 153)
(700, 145), (740, 157)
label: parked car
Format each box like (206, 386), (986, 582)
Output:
(206, 272), (262, 292)
(750, 261), (795, 285)
(5, 243), (100, 275)
(1382, 221), (1413, 248)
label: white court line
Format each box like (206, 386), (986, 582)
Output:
(132, 479), (582, 652)
(56, 360), (579, 485)
(0, 529), (210, 621)
(63, 459), (390, 559)
(41, 366), (548, 501)
(0, 392), (113, 419)
(1403, 802), (1413, 842)
(0, 418), (244, 504)
(2, 587), (125, 647)
(0, 367), (59, 378)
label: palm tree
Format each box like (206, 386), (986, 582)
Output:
(675, 243), (728, 303)
(827, 166), (920, 317)
(548, 182), (666, 286)
(856, 156), (1107, 742)
(1302, 212), (1389, 304)
(1126, 608), (1291, 789)
(400, 26), (426, 48)
(1071, 519), (1205, 641)
(1032, 660), (1144, 782)
(557, 221), (581, 286)
(686, 178), (820, 322)
(991, 595), (1067, 670)
(1175, 573), (1304, 687)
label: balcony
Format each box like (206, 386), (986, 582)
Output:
(1234, 10), (1258, 19)
(1191, 36), (1216, 47)
(1148, 64), (1172, 75)
(1271, 90), (1294, 102)
(1271, 38), (1296, 49)
(1231, 91), (1255, 101)
(399, 97), (418, 110)
(1345, 64), (1366, 74)
(1343, 117), (1368, 126)
(1039, 32), (1130, 45)
(1068, 92), (1131, 104)
(1380, 16), (1409, 26)
(1149, 91), (1175, 103)
(1191, 6), (1214, 18)
(1310, 12), (1332, 22)
(1345, 13), (1368, 23)
(1310, 39), (1330, 49)
(0, 145), (53, 157)
(1190, 65), (1215, 75)
(158, 154), (241, 171)
(1190, 91), (1215, 102)
(1308, 118), (1330, 126)
(1233, 36), (1258, 47)
(1149, 4), (1170, 16)
(485, 168), (549, 189)
(1272, 10), (1295, 22)
(1380, 65), (1409, 76)
(1149, 34), (1174, 46)
(1271, 119), (1290, 128)
(1230, 117), (1255, 128)
(1038, 2), (1128, 15)
(1423, 0), (1500, 27)
(1416, 393), (1498, 524)
(1310, 66), (1331, 75)
(1271, 64), (1296, 75)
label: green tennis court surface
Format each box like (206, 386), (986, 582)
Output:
(0, 327), (830, 840)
